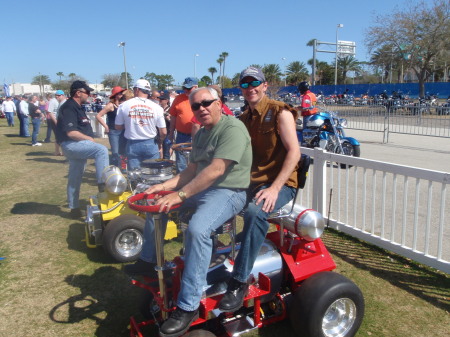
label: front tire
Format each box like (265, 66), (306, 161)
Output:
(102, 214), (145, 262)
(337, 142), (360, 168)
(289, 271), (364, 337)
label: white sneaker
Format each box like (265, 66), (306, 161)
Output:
(32, 142), (42, 146)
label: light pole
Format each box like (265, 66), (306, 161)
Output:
(282, 57), (286, 86)
(194, 54), (200, 78)
(334, 24), (343, 87)
(118, 42), (128, 89)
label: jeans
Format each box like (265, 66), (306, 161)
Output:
(108, 129), (126, 167)
(61, 140), (109, 209)
(162, 137), (172, 160)
(141, 187), (247, 311)
(44, 119), (53, 142)
(175, 131), (191, 173)
(126, 138), (159, 170)
(31, 118), (41, 144)
(231, 185), (296, 283)
(22, 115), (30, 137)
(4, 112), (14, 126)
(17, 113), (24, 136)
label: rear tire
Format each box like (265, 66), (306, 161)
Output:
(289, 271), (364, 337)
(102, 214), (145, 262)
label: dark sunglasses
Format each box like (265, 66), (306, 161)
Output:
(78, 90), (90, 95)
(55, 94), (61, 97)
(191, 99), (217, 111)
(240, 80), (262, 89)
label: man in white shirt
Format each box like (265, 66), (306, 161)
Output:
(115, 79), (167, 170)
(19, 95), (30, 137)
(1, 96), (16, 127)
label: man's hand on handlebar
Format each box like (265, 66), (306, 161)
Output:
(144, 184), (183, 213)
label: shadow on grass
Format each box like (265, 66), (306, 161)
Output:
(66, 222), (119, 264)
(49, 266), (144, 337)
(324, 229), (450, 312)
(11, 201), (67, 218)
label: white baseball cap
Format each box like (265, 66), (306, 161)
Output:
(133, 79), (152, 91)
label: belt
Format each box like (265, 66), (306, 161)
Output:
(177, 131), (191, 136)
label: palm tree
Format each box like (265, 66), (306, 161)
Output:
(208, 67), (217, 84)
(285, 61), (309, 85)
(68, 73), (76, 80)
(220, 52), (229, 87)
(216, 57), (224, 86)
(56, 72), (64, 81)
(262, 64), (282, 85)
(338, 56), (362, 83)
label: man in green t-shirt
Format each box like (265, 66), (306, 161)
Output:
(123, 87), (252, 337)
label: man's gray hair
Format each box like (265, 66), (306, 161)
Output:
(189, 87), (219, 103)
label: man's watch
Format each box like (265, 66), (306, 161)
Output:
(178, 190), (187, 201)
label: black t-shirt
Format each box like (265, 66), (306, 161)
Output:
(29, 103), (41, 118)
(56, 98), (94, 143)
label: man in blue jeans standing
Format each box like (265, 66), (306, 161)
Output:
(115, 79), (167, 170)
(218, 66), (300, 312)
(56, 81), (109, 219)
(168, 77), (199, 173)
(124, 87), (252, 337)
(28, 95), (43, 146)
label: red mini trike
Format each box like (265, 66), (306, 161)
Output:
(126, 155), (364, 337)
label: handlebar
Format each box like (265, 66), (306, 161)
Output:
(172, 142), (192, 152)
(128, 192), (181, 213)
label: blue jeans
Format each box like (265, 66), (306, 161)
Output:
(126, 138), (159, 170)
(141, 187), (247, 311)
(108, 129), (126, 167)
(231, 185), (296, 283)
(22, 115), (30, 137)
(31, 118), (41, 144)
(44, 119), (53, 142)
(162, 137), (172, 160)
(175, 132), (191, 173)
(61, 140), (109, 209)
(4, 112), (14, 126)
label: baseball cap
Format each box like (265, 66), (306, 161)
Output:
(55, 90), (65, 96)
(159, 93), (170, 100)
(239, 66), (266, 83)
(133, 79), (152, 91)
(70, 80), (94, 93)
(182, 77), (199, 89)
(110, 86), (126, 98)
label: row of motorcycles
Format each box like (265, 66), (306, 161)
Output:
(296, 109), (361, 167)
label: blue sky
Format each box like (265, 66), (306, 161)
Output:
(3, 0), (411, 86)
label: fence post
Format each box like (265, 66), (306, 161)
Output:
(312, 147), (327, 214)
(383, 106), (389, 143)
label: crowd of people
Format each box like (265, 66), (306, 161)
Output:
(1, 68), (320, 337)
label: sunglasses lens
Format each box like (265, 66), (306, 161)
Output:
(191, 103), (201, 110)
(191, 99), (217, 111)
(251, 81), (262, 87)
(240, 83), (249, 89)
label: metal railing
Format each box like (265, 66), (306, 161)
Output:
(323, 103), (450, 141)
(299, 147), (450, 274)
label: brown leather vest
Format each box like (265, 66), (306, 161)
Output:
(241, 96), (298, 190)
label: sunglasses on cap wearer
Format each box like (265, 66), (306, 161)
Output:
(191, 99), (217, 111)
(239, 80), (263, 89)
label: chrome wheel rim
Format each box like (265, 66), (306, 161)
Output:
(322, 298), (357, 337)
(115, 229), (143, 258)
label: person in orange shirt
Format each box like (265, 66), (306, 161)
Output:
(169, 77), (198, 172)
(298, 81), (318, 126)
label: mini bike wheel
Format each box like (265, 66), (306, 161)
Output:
(289, 271), (364, 337)
(102, 214), (145, 262)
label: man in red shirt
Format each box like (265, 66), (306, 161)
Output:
(298, 81), (318, 126)
(169, 77), (198, 172)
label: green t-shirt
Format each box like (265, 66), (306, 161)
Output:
(190, 115), (252, 189)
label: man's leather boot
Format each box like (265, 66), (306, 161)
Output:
(218, 278), (249, 312)
(159, 307), (199, 337)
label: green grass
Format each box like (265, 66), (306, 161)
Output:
(0, 120), (448, 337)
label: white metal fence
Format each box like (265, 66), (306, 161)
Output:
(298, 147), (450, 274)
(327, 104), (450, 141)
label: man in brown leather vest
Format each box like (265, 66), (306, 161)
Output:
(219, 66), (301, 312)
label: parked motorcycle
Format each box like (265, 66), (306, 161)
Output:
(437, 96), (450, 115)
(297, 110), (361, 168)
